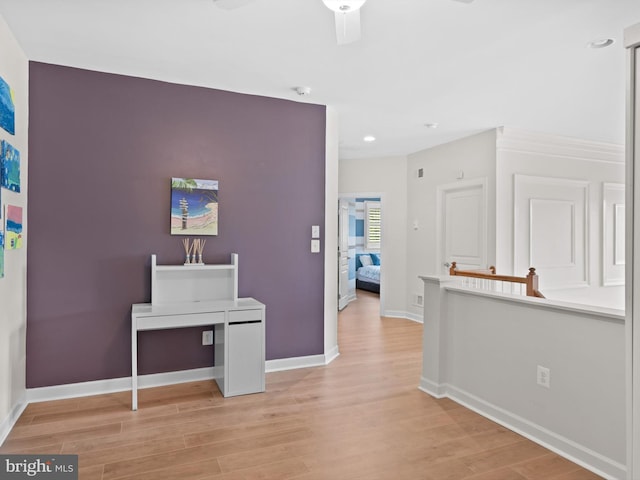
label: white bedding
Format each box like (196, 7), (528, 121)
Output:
(357, 265), (380, 284)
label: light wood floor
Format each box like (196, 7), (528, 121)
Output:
(1, 290), (602, 479)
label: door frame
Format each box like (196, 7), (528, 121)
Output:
(436, 177), (488, 275)
(338, 198), (353, 310)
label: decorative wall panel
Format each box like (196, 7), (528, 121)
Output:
(603, 183), (625, 286)
(514, 175), (589, 289)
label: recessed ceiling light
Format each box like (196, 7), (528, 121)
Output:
(588, 38), (615, 49)
(424, 123), (439, 129)
(363, 135), (376, 142)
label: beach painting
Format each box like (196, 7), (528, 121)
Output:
(171, 178), (219, 236)
(1, 140), (20, 192)
(6, 204), (22, 249)
(0, 76), (15, 135)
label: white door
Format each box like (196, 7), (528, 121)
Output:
(438, 179), (487, 275)
(338, 199), (350, 310)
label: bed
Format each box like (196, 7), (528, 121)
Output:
(355, 253), (380, 294)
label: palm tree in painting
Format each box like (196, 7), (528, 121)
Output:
(172, 178), (198, 230)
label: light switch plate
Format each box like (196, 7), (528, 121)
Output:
(311, 239), (320, 253)
(312, 225), (320, 238)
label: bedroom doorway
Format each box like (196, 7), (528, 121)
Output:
(338, 194), (383, 313)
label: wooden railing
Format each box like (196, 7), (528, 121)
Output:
(449, 262), (545, 298)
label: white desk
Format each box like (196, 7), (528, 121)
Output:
(131, 297), (265, 410)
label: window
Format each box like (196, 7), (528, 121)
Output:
(365, 201), (381, 250)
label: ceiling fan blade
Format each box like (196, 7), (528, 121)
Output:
(212, 0), (256, 10)
(334, 10), (361, 45)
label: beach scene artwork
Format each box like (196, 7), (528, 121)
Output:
(6, 204), (22, 249)
(1, 140), (20, 192)
(171, 178), (219, 236)
(0, 75), (15, 135)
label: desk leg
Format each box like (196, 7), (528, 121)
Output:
(132, 318), (138, 411)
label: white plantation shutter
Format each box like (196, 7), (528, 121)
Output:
(365, 201), (381, 250)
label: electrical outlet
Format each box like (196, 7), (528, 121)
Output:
(537, 365), (550, 388)
(202, 330), (213, 346)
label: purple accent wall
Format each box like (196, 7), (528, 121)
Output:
(27, 62), (326, 388)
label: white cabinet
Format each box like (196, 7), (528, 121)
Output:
(227, 309), (265, 396)
(131, 253), (265, 410)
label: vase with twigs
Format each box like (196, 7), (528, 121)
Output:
(182, 238), (193, 265)
(193, 238), (206, 265)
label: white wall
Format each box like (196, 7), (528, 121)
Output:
(496, 127), (625, 309)
(406, 130), (497, 318)
(421, 278), (626, 479)
(339, 156), (408, 318)
(0, 13), (28, 444)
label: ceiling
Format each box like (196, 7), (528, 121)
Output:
(0, 0), (638, 159)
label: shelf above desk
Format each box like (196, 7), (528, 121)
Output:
(151, 253), (238, 305)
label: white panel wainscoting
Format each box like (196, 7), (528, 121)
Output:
(603, 183), (625, 286)
(420, 275), (626, 479)
(514, 174), (589, 289)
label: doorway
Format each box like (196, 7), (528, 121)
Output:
(338, 194), (383, 312)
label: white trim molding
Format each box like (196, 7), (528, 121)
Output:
(23, 351), (348, 407)
(497, 127), (624, 165)
(26, 367), (222, 404)
(384, 310), (423, 323)
(0, 393), (27, 446)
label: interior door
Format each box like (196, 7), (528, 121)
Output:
(438, 180), (487, 275)
(338, 199), (350, 310)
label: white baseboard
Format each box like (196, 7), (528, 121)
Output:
(25, 350), (342, 405)
(383, 310), (423, 323)
(0, 392), (27, 446)
(417, 380), (625, 480)
(26, 367), (221, 404)
(418, 376), (447, 398)
(266, 354), (326, 373)
(324, 345), (340, 365)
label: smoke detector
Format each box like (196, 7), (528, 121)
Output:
(294, 86), (312, 96)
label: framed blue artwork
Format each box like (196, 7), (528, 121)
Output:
(0, 76), (15, 136)
(1, 140), (20, 192)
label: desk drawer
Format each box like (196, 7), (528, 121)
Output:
(137, 311), (225, 331)
(228, 309), (262, 324)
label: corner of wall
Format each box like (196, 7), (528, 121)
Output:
(0, 12), (29, 445)
(324, 106), (339, 357)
